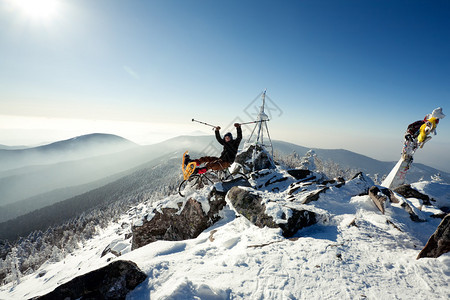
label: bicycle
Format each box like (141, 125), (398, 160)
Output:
(178, 166), (247, 197)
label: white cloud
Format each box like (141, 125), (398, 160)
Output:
(0, 115), (200, 145)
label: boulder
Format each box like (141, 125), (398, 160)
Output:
(227, 186), (316, 237)
(369, 186), (389, 214)
(220, 177), (252, 193)
(369, 186), (424, 222)
(417, 214), (450, 259)
(131, 189), (227, 250)
(278, 209), (317, 237)
(34, 260), (146, 300)
(227, 186), (277, 228)
(286, 176), (345, 203)
(250, 169), (294, 192)
(101, 239), (131, 258)
(301, 187), (330, 204)
(287, 169), (312, 180)
(394, 184), (432, 205)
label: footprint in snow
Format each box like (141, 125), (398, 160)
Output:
(155, 242), (187, 256)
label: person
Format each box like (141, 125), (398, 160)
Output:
(185, 123), (242, 174)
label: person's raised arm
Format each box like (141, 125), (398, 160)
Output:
(234, 123), (242, 142)
(215, 126), (224, 145)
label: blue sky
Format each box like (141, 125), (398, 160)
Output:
(0, 0), (449, 171)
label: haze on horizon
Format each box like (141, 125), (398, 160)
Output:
(1, 0), (449, 171)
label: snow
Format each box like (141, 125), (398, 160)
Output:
(429, 107), (446, 120)
(1, 173), (449, 299)
(412, 181), (450, 208)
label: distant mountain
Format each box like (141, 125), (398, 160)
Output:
(0, 172), (128, 223)
(272, 140), (450, 183)
(0, 134), (213, 212)
(0, 154), (181, 241)
(0, 133), (138, 172)
(0, 145), (30, 150)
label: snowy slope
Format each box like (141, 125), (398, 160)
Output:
(1, 168), (449, 300)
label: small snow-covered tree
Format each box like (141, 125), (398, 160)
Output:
(7, 247), (21, 286)
(431, 173), (443, 182)
(372, 173), (380, 185)
(300, 150), (317, 171)
(49, 246), (63, 263)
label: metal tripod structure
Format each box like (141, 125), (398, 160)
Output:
(247, 90), (273, 157)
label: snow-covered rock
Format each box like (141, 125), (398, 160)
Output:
(32, 260), (146, 299)
(368, 185), (425, 222)
(394, 184), (432, 205)
(101, 239), (132, 258)
(131, 189), (227, 250)
(227, 186), (317, 237)
(417, 214), (450, 259)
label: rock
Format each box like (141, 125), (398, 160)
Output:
(369, 186), (389, 214)
(369, 186), (424, 222)
(393, 184), (432, 205)
(287, 169), (312, 180)
(227, 186), (277, 228)
(102, 239), (131, 258)
(234, 144), (276, 172)
(131, 189), (227, 250)
(250, 169), (295, 192)
(286, 176), (347, 203)
(398, 200), (425, 223)
(220, 177), (252, 193)
(350, 171), (365, 180)
(227, 186), (317, 237)
(301, 187), (329, 204)
(278, 209), (317, 237)
(321, 177), (346, 187)
(417, 214), (450, 259)
(350, 172), (374, 194)
(34, 260), (146, 300)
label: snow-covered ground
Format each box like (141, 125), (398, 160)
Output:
(1, 174), (449, 299)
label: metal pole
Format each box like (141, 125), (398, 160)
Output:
(192, 118), (217, 128)
(238, 119), (270, 126)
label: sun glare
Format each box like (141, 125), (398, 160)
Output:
(13, 0), (59, 20)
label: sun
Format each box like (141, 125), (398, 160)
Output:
(13, 0), (60, 20)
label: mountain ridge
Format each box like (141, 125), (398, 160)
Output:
(0, 133), (138, 172)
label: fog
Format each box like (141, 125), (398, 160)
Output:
(0, 134), (215, 222)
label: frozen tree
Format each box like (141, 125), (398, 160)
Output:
(49, 246), (64, 263)
(372, 173), (380, 185)
(7, 247), (21, 286)
(300, 150), (317, 171)
(431, 173), (443, 182)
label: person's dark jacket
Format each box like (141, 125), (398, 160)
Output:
(215, 126), (242, 163)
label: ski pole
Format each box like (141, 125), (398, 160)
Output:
(192, 119), (217, 128)
(238, 119), (270, 126)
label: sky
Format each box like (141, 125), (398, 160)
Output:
(0, 0), (449, 171)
